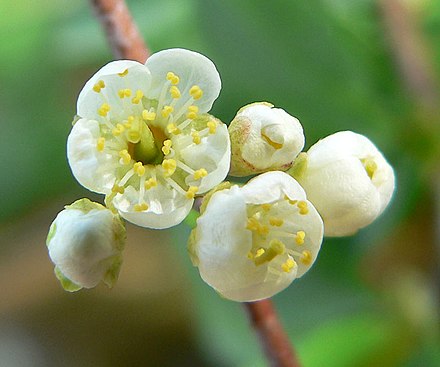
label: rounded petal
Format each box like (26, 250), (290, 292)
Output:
(67, 118), (117, 194)
(77, 60), (151, 121)
(145, 48), (221, 113)
(112, 185), (193, 229)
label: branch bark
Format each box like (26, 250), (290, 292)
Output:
(244, 300), (301, 367)
(90, 0), (149, 62)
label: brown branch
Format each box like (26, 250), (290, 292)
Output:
(244, 300), (301, 367)
(90, 0), (150, 62)
(89, 1), (300, 365)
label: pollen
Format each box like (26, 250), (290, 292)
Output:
(131, 90), (143, 104)
(190, 85), (203, 100)
(96, 137), (105, 152)
(119, 149), (131, 165)
(118, 88), (132, 98)
(281, 258), (296, 273)
(112, 123), (125, 136)
(166, 72), (180, 85)
(285, 195), (298, 205)
(161, 139), (172, 155)
(111, 184), (125, 194)
(297, 201), (309, 215)
(92, 80), (105, 93)
(166, 123), (181, 135)
(145, 177), (158, 189)
(186, 186), (199, 199)
(133, 162), (146, 177)
(118, 68), (129, 77)
(193, 168), (208, 180)
(300, 250), (312, 266)
(261, 204), (272, 212)
(269, 217), (284, 227)
(170, 86), (181, 99)
(162, 105), (174, 118)
(162, 159), (177, 176)
(295, 231), (306, 245)
(134, 203), (149, 212)
(191, 131), (201, 144)
(142, 110), (156, 121)
(125, 116), (135, 128)
(187, 105), (199, 119)
(207, 120), (217, 134)
(98, 103), (111, 117)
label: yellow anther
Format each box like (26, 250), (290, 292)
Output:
(118, 68), (129, 77)
(118, 88), (132, 98)
(284, 195), (298, 205)
(111, 184), (125, 194)
(124, 115), (135, 128)
(255, 248), (266, 257)
(281, 258), (296, 273)
(189, 85), (203, 100)
(191, 131), (201, 144)
(257, 225), (269, 236)
(295, 231), (306, 245)
(162, 159), (177, 176)
(300, 250), (313, 266)
(246, 217), (259, 231)
(261, 204), (272, 212)
(118, 149), (131, 165)
(187, 105), (199, 120)
(297, 201), (309, 215)
(133, 162), (146, 177)
(112, 123), (125, 136)
(161, 105), (174, 118)
(362, 158), (377, 179)
(269, 217), (284, 227)
(142, 110), (156, 121)
(98, 103), (111, 117)
(166, 123), (181, 135)
(96, 137), (105, 152)
(193, 168), (208, 180)
(254, 240), (285, 266)
(93, 80), (105, 93)
(166, 72), (180, 85)
(186, 186), (199, 199)
(207, 120), (217, 134)
(161, 139), (172, 155)
(134, 203), (149, 212)
(131, 90), (143, 104)
(169, 86), (181, 99)
(145, 178), (158, 189)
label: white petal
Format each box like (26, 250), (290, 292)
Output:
(77, 60), (151, 121)
(145, 48), (221, 113)
(67, 118), (116, 194)
(112, 185), (193, 229)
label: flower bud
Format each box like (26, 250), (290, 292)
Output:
(228, 102), (305, 176)
(46, 198), (126, 291)
(292, 131), (395, 237)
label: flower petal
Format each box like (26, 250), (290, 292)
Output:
(145, 48), (221, 113)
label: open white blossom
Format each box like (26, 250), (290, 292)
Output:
(46, 198), (126, 292)
(228, 102), (305, 176)
(68, 49), (230, 229)
(189, 171), (323, 302)
(292, 131), (395, 237)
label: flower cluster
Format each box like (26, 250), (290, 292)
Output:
(47, 48), (395, 301)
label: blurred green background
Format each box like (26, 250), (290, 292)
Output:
(1, 0), (439, 366)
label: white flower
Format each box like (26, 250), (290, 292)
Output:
(68, 49), (230, 229)
(228, 102), (305, 176)
(189, 171), (323, 302)
(46, 198), (126, 292)
(293, 131), (395, 237)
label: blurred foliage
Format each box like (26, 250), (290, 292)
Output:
(0, 0), (439, 366)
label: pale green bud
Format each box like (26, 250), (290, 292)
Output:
(46, 198), (126, 291)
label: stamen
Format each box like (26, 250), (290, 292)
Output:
(284, 195), (298, 205)
(186, 186), (199, 199)
(96, 137), (105, 152)
(295, 231), (306, 245)
(166, 123), (181, 135)
(362, 158), (377, 179)
(297, 201), (309, 215)
(169, 86), (181, 99)
(134, 203), (149, 212)
(300, 250), (313, 265)
(142, 110), (156, 121)
(281, 258), (296, 273)
(166, 72), (180, 85)
(261, 204), (272, 212)
(161, 139), (172, 156)
(118, 69), (129, 77)
(187, 105), (198, 120)
(145, 177), (158, 190)
(162, 159), (177, 176)
(93, 80), (105, 93)
(133, 162), (146, 177)
(161, 105), (174, 118)
(207, 120), (217, 134)
(191, 131), (201, 144)
(131, 90), (143, 104)
(118, 89), (132, 98)
(193, 168), (208, 180)
(254, 239), (285, 266)
(124, 116), (135, 129)
(189, 85), (203, 100)
(269, 217), (284, 227)
(111, 184), (125, 194)
(119, 149), (132, 165)
(98, 103), (111, 117)
(112, 123), (125, 136)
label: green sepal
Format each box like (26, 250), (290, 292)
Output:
(54, 266), (82, 292)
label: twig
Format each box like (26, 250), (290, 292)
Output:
(89, 1), (300, 366)
(90, 0), (149, 62)
(244, 300), (301, 367)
